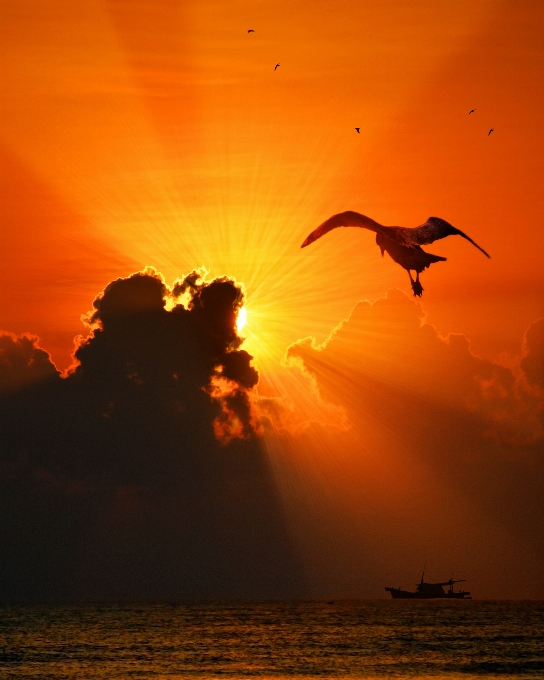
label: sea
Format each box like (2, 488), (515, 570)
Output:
(1, 601), (543, 679)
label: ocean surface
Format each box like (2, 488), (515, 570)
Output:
(1, 601), (543, 679)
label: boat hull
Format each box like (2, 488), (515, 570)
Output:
(385, 587), (471, 599)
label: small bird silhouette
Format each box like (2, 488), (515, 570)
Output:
(355, 128), (360, 133)
(469, 109), (475, 114)
(488, 128), (494, 136)
(301, 211), (490, 297)
(274, 63), (280, 71)
(248, 29), (254, 33)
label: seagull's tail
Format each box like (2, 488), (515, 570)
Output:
(453, 228), (491, 258)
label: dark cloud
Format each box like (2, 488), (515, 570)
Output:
(284, 290), (544, 598)
(0, 269), (303, 602)
(287, 290), (543, 449)
(521, 318), (544, 390)
(0, 332), (59, 393)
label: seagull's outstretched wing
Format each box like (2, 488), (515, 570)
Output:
(301, 211), (385, 248)
(400, 217), (490, 258)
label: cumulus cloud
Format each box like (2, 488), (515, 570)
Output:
(69, 267), (258, 443)
(0, 332), (59, 393)
(521, 318), (544, 390)
(287, 289), (543, 448)
(0, 268), (303, 602)
(282, 290), (544, 598)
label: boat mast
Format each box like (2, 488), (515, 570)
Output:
(420, 561), (427, 585)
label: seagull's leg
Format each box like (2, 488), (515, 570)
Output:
(412, 272), (424, 297)
(407, 270), (423, 297)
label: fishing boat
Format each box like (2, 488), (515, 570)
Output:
(385, 567), (471, 599)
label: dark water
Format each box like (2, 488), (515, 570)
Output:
(1, 601), (543, 678)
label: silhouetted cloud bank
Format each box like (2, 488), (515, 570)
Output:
(0, 332), (59, 393)
(0, 268), (302, 602)
(283, 290), (544, 597)
(521, 318), (544, 390)
(287, 290), (544, 448)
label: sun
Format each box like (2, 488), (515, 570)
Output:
(236, 306), (247, 332)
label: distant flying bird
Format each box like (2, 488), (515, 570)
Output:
(274, 63), (280, 71)
(248, 29), (254, 33)
(488, 128), (494, 136)
(301, 211), (490, 297)
(469, 109), (475, 114)
(355, 128), (360, 133)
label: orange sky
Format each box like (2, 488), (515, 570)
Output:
(1, 0), (543, 597)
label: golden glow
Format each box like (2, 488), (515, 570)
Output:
(236, 306), (247, 333)
(2, 0), (544, 598)
(5, 0), (544, 377)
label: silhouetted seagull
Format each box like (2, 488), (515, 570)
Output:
(301, 211), (490, 297)
(488, 128), (494, 136)
(248, 29), (254, 33)
(469, 109), (475, 114)
(355, 128), (360, 133)
(274, 63), (280, 71)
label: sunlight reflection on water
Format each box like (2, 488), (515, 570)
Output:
(1, 601), (543, 679)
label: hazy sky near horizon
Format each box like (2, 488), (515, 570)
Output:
(1, 0), (543, 599)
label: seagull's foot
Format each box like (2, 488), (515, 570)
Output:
(411, 279), (423, 297)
